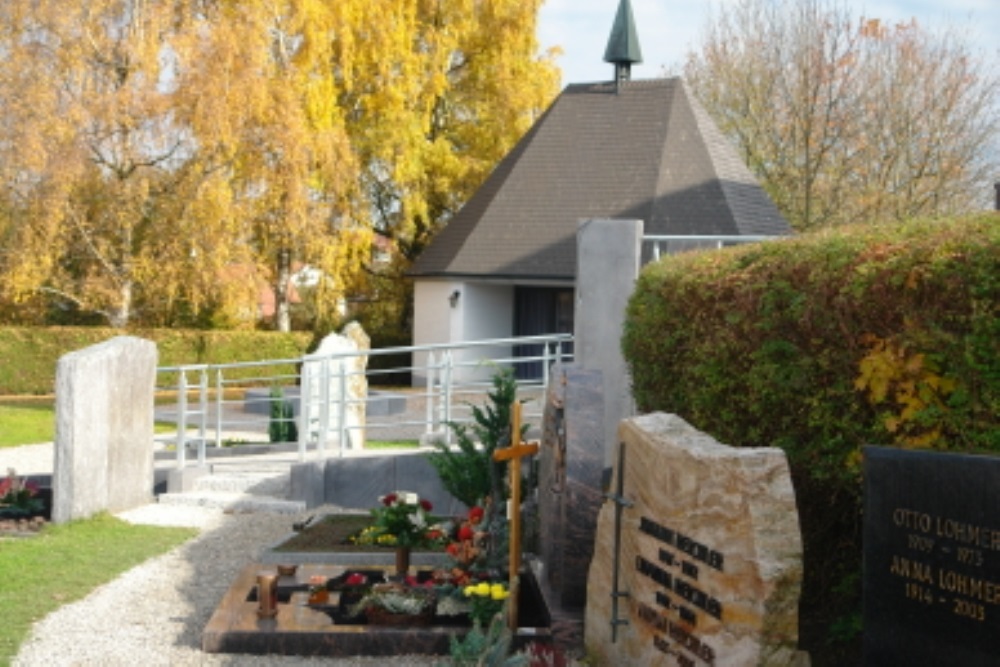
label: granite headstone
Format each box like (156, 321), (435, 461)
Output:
(864, 446), (1000, 666)
(585, 413), (807, 667)
(537, 363), (606, 608)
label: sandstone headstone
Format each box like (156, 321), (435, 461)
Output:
(53, 336), (157, 523)
(864, 447), (1000, 665)
(538, 363), (605, 608)
(585, 413), (806, 667)
(301, 322), (369, 449)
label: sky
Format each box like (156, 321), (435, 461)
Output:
(537, 0), (1000, 86)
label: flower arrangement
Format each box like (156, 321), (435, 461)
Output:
(369, 491), (437, 548)
(463, 580), (510, 627)
(444, 505), (488, 583)
(352, 582), (437, 624)
(0, 469), (43, 517)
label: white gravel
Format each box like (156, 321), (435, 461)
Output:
(5, 445), (441, 667)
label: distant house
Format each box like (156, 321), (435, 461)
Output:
(408, 0), (791, 382)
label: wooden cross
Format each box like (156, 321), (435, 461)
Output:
(492, 400), (539, 630)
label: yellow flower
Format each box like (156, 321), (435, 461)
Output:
(490, 584), (509, 600)
(475, 582), (490, 597)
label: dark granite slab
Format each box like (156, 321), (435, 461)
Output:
(538, 364), (605, 609)
(864, 447), (1000, 666)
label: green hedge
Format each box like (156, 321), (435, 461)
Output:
(0, 327), (312, 395)
(622, 214), (999, 658)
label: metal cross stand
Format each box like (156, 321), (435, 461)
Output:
(605, 441), (633, 641)
(492, 400), (539, 630)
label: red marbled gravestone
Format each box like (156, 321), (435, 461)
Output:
(585, 413), (808, 667)
(537, 363), (606, 608)
(864, 447), (1000, 666)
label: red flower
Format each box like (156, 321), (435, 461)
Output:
(345, 573), (367, 586)
(446, 543), (460, 556)
(420, 499), (433, 512)
(468, 506), (484, 523)
(425, 529), (443, 540)
(382, 493), (397, 506)
(458, 525), (474, 541)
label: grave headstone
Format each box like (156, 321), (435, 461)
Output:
(585, 413), (806, 667)
(538, 363), (606, 608)
(53, 336), (157, 523)
(300, 322), (369, 449)
(864, 446), (1000, 666)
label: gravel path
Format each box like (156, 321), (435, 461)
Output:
(4, 444), (441, 667)
(13, 503), (442, 667)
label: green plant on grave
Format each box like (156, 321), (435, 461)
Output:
(427, 368), (526, 510)
(443, 605), (528, 667)
(268, 386), (298, 443)
(0, 468), (43, 516)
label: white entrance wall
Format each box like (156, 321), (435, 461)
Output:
(412, 279), (514, 386)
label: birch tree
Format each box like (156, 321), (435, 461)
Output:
(0, 0), (559, 330)
(685, 0), (1000, 230)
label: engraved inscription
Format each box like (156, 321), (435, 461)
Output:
(887, 506), (1000, 625)
(635, 517), (723, 665)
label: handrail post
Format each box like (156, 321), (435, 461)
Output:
(198, 368), (208, 466)
(214, 369), (223, 448)
(425, 351), (436, 436)
(177, 370), (188, 468)
(338, 361), (348, 457)
(443, 350), (453, 446)
(542, 343), (552, 399)
(318, 357), (330, 459)
(298, 360), (310, 462)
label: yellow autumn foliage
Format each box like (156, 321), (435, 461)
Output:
(0, 0), (559, 329)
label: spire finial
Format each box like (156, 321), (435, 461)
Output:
(604, 0), (643, 86)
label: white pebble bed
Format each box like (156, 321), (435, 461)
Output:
(12, 503), (441, 667)
(3, 443), (439, 667)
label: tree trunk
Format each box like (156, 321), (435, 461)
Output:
(275, 247), (291, 332)
(107, 281), (132, 328)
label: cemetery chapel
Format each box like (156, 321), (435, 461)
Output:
(408, 0), (792, 380)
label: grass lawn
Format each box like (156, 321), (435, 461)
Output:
(0, 400), (55, 448)
(0, 514), (196, 663)
(0, 399), (179, 449)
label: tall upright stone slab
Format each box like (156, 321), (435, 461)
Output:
(586, 413), (806, 667)
(538, 363), (606, 608)
(54, 336), (157, 523)
(574, 218), (642, 466)
(301, 322), (369, 450)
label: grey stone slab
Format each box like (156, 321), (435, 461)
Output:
(324, 456), (395, 510)
(574, 218), (641, 466)
(392, 453), (466, 517)
(166, 465), (211, 494)
(54, 336), (156, 523)
(289, 461), (326, 509)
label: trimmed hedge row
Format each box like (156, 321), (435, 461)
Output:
(0, 327), (312, 395)
(622, 214), (999, 656)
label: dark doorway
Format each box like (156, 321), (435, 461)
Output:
(513, 287), (574, 380)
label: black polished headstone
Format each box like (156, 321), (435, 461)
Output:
(864, 447), (1000, 666)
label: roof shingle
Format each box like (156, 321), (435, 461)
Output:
(410, 78), (791, 280)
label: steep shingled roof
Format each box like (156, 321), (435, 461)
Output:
(409, 77), (791, 280)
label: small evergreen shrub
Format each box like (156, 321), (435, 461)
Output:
(268, 387), (298, 443)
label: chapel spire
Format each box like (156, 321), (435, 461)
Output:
(603, 0), (643, 87)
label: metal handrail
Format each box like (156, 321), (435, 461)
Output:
(156, 333), (573, 469)
(643, 234), (788, 261)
